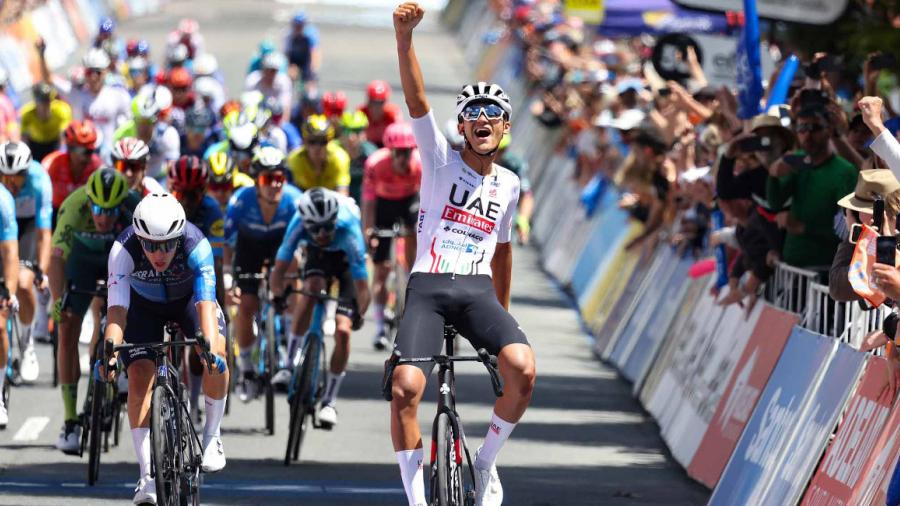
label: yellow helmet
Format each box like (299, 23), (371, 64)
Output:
(206, 152), (234, 184)
(302, 114), (335, 142)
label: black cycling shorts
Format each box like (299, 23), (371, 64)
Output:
(373, 194), (418, 263)
(120, 291), (226, 370)
(233, 235), (282, 294)
(394, 273), (529, 374)
(302, 247), (357, 318)
(64, 242), (108, 317)
(17, 217), (37, 264)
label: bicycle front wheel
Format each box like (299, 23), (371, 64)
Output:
(432, 413), (464, 506)
(87, 375), (104, 485)
(151, 384), (182, 506)
(284, 335), (320, 466)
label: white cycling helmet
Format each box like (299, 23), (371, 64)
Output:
(132, 193), (187, 241)
(297, 187), (340, 226)
(193, 53), (218, 76)
(0, 142), (32, 175)
(131, 92), (161, 120)
(261, 52), (286, 71)
(83, 48), (111, 70)
(228, 121), (259, 151)
(251, 145), (285, 173)
(455, 81), (511, 119)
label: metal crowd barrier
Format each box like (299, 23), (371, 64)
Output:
(769, 262), (891, 354)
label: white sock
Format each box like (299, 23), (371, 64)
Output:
(203, 395), (226, 441)
(321, 371), (346, 406)
(238, 348), (253, 375)
(374, 304), (385, 333)
(475, 412), (516, 471)
(131, 428), (151, 478)
(396, 449), (427, 506)
(22, 325), (32, 349)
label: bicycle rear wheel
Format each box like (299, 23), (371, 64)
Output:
(432, 413), (464, 506)
(87, 375), (104, 485)
(284, 335), (320, 466)
(152, 384), (182, 506)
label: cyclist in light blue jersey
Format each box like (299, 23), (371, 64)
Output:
(0, 182), (18, 428)
(270, 187), (370, 427)
(223, 146), (302, 402)
(104, 193), (229, 504)
(0, 141), (52, 384)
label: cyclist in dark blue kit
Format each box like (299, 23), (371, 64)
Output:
(104, 193), (229, 505)
(223, 146), (303, 402)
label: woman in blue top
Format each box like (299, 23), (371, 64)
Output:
(104, 193), (229, 505)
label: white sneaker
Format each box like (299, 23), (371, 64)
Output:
(133, 474), (157, 505)
(201, 436), (226, 473)
(473, 446), (503, 506)
(271, 369), (291, 387)
(239, 373), (258, 403)
(55, 421), (81, 455)
(20, 345), (39, 383)
(373, 331), (389, 351)
(318, 404), (338, 427)
(0, 403), (8, 429)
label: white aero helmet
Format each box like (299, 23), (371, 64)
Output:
(296, 187), (340, 226)
(455, 81), (511, 119)
(0, 142), (33, 175)
(132, 193), (187, 241)
(83, 48), (111, 70)
(193, 53), (218, 76)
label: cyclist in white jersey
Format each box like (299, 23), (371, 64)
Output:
(391, 4), (536, 506)
(69, 49), (131, 157)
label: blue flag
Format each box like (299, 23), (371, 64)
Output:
(766, 54), (799, 110)
(735, 0), (763, 119)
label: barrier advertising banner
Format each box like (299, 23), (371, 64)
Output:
(803, 357), (892, 505)
(591, 244), (653, 355)
(688, 305), (798, 488)
(851, 399), (900, 505)
(709, 327), (836, 505)
(578, 222), (641, 325)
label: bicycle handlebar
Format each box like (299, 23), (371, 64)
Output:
(381, 348), (504, 401)
(21, 260), (43, 284)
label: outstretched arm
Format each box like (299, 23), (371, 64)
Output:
(394, 2), (430, 118)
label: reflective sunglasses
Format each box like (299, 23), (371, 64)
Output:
(114, 159), (145, 173)
(85, 68), (104, 76)
(306, 138), (328, 147)
(91, 204), (119, 217)
(208, 181), (234, 192)
(795, 123), (826, 134)
(460, 103), (505, 121)
(139, 237), (180, 253)
(257, 171), (286, 186)
(305, 222), (335, 236)
(392, 148), (413, 158)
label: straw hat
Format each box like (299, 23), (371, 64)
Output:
(837, 169), (900, 213)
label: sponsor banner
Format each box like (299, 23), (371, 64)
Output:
(571, 189), (630, 299)
(563, 0), (605, 24)
(637, 274), (708, 406)
(850, 399), (900, 505)
(709, 327), (836, 505)
(579, 221), (642, 324)
(803, 357), (893, 505)
(592, 243), (654, 356)
(672, 0), (848, 25)
(688, 304), (798, 488)
(541, 198), (594, 285)
(607, 246), (677, 367)
(764, 343), (865, 504)
(621, 254), (693, 387)
(663, 301), (763, 467)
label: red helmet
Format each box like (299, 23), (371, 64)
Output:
(168, 155), (207, 191)
(64, 120), (99, 149)
(382, 122), (416, 149)
(168, 67), (193, 89)
(323, 91), (347, 118)
(367, 80), (390, 102)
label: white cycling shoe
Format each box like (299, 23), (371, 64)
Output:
(55, 421), (81, 455)
(0, 403), (8, 429)
(201, 436), (226, 473)
(318, 404), (338, 427)
(473, 446), (503, 506)
(271, 369), (292, 387)
(133, 475), (157, 505)
(20, 345), (39, 383)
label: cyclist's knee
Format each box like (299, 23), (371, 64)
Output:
(499, 344), (536, 396)
(391, 366), (426, 408)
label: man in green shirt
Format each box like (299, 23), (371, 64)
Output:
(767, 105), (858, 269)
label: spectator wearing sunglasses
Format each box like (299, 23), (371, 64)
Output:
(766, 105), (857, 269)
(288, 114), (350, 195)
(49, 168), (138, 455)
(43, 120), (102, 216)
(224, 146), (302, 402)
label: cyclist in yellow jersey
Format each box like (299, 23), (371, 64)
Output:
(287, 114), (351, 195)
(20, 83), (72, 163)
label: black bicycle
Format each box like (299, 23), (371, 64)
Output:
(1, 282), (21, 426)
(382, 325), (504, 506)
(369, 222), (409, 350)
(114, 332), (217, 506)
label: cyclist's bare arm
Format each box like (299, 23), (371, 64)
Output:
(270, 259), (291, 297)
(394, 2), (429, 119)
(354, 278), (371, 316)
(197, 300), (225, 355)
(37, 229), (51, 275)
(491, 242), (512, 309)
(105, 306), (126, 346)
(0, 240), (18, 297)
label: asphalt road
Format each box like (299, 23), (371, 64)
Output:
(0, 1), (710, 504)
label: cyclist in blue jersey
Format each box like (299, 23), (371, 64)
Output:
(0, 142), (52, 384)
(168, 155), (227, 418)
(270, 188), (370, 426)
(224, 146), (303, 401)
(104, 193), (229, 504)
(0, 182), (18, 428)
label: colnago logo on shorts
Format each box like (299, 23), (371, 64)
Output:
(441, 205), (495, 234)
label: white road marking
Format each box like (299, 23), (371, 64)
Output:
(12, 416), (49, 441)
